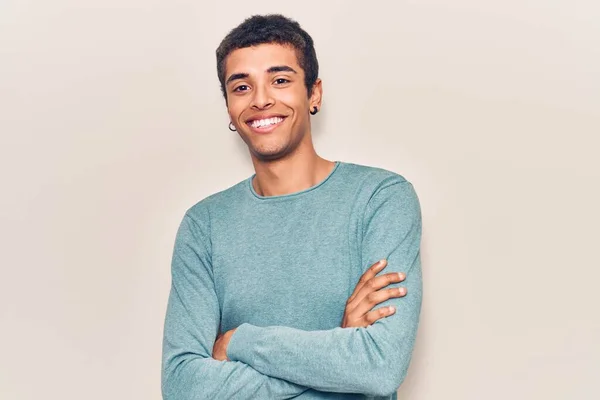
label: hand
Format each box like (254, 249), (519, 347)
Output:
(341, 259), (406, 328)
(212, 328), (237, 361)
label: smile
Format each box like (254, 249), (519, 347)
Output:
(247, 116), (286, 133)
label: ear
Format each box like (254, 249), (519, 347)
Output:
(309, 78), (323, 111)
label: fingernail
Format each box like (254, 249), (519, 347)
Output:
(379, 259), (386, 266)
(397, 272), (405, 280)
(389, 306), (396, 313)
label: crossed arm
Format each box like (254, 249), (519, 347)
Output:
(161, 214), (310, 400)
(161, 179), (422, 399)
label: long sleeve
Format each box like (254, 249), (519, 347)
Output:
(161, 211), (310, 400)
(226, 179), (423, 397)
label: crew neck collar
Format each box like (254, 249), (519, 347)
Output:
(247, 161), (342, 201)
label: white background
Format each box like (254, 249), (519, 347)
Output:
(1, 1), (599, 399)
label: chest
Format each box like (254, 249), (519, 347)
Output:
(212, 207), (363, 332)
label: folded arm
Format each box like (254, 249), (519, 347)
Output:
(161, 212), (310, 400)
(226, 179), (423, 397)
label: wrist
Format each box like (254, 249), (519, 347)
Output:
(226, 323), (253, 362)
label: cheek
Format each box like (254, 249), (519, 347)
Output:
(280, 90), (309, 114)
(226, 101), (244, 120)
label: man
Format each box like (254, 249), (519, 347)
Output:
(161, 14), (422, 399)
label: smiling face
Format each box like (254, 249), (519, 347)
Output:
(224, 43), (322, 162)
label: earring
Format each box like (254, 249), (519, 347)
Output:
(310, 106), (319, 115)
(228, 122), (236, 131)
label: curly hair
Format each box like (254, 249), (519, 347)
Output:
(216, 14), (319, 102)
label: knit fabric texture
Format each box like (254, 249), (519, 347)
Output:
(161, 161), (423, 399)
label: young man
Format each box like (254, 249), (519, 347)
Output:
(161, 14), (423, 399)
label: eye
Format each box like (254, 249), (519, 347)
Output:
(233, 85), (249, 92)
(274, 78), (290, 85)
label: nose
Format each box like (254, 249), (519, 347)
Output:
(251, 83), (274, 110)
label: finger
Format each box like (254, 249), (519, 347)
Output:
(351, 286), (406, 318)
(347, 259), (387, 304)
(349, 259), (387, 301)
(363, 305), (397, 325)
(349, 272), (406, 311)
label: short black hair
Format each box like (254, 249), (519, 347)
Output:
(216, 14), (319, 102)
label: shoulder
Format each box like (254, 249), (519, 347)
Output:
(182, 176), (249, 226)
(341, 160), (409, 185)
(337, 161), (421, 232)
(340, 160), (415, 202)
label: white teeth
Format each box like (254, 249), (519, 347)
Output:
(251, 117), (283, 128)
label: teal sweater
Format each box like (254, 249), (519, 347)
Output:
(161, 161), (423, 399)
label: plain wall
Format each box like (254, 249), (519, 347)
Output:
(1, 1), (598, 399)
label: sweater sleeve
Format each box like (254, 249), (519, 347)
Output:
(226, 179), (423, 397)
(161, 212), (310, 400)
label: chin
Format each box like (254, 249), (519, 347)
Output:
(252, 149), (288, 161)
(249, 141), (293, 160)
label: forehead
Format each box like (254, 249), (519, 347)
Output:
(225, 43), (302, 77)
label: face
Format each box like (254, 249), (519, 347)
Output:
(224, 43), (322, 162)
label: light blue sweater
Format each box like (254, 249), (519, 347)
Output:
(161, 161), (423, 399)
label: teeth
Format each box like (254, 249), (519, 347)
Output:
(251, 117), (283, 128)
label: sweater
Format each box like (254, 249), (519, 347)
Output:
(161, 160), (423, 399)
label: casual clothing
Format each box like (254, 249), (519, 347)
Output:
(162, 161), (423, 399)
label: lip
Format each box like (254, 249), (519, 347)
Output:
(245, 115), (287, 134)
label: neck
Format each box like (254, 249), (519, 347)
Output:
(250, 139), (335, 197)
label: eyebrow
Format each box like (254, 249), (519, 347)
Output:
(225, 73), (249, 85)
(225, 65), (298, 85)
(267, 65), (297, 74)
